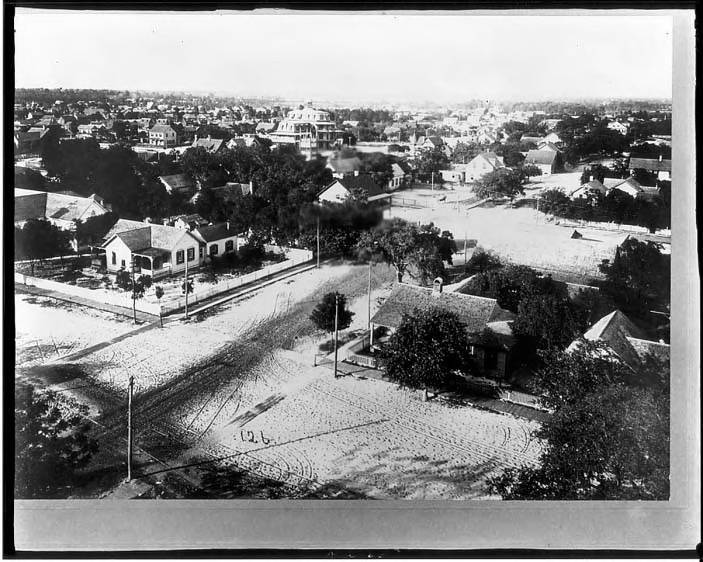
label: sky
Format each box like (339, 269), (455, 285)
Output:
(14, 10), (673, 104)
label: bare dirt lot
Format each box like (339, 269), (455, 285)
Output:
(387, 188), (626, 283)
(17, 262), (544, 499)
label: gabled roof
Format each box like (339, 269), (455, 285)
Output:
(371, 283), (514, 337)
(609, 176), (643, 194)
(115, 227), (152, 251)
(577, 309), (652, 369)
(520, 135), (544, 145)
(192, 137), (225, 152)
(335, 174), (383, 197)
(629, 157), (671, 172)
(14, 192), (47, 222)
(159, 174), (194, 192)
(15, 189), (109, 223)
(468, 152), (504, 170)
(538, 141), (561, 152)
(525, 149), (558, 166)
(193, 222), (240, 243)
(150, 123), (176, 134)
(424, 136), (444, 147)
(327, 154), (362, 174)
(102, 219), (197, 252)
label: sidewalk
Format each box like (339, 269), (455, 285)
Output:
(16, 283), (159, 323)
(330, 357), (550, 423)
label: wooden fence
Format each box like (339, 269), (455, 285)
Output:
(15, 246), (313, 317)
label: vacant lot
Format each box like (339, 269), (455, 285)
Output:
(386, 197), (625, 283)
(21, 261), (543, 499)
(15, 292), (135, 368)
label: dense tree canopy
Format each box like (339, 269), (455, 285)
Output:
(598, 238), (670, 320)
(489, 343), (669, 500)
(357, 219), (456, 285)
(474, 168), (525, 200)
(380, 308), (474, 393)
(15, 382), (99, 498)
(309, 292), (355, 333)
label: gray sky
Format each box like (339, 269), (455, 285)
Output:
(14, 10), (673, 103)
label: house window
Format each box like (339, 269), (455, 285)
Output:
(121, 259), (126, 268)
(187, 247), (195, 261)
(210, 244), (219, 256)
(111, 252), (116, 265)
(484, 349), (499, 370)
(176, 250), (185, 264)
(225, 240), (234, 253)
(199, 246), (204, 258)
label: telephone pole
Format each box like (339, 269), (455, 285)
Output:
(333, 293), (339, 378)
(131, 257), (137, 324)
(367, 259), (372, 330)
(127, 375), (134, 482)
(316, 215), (320, 269)
(184, 253), (189, 319)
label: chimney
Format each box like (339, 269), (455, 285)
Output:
(432, 277), (444, 295)
(162, 218), (169, 225)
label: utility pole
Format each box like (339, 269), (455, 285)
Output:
(367, 259), (372, 330)
(431, 171), (434, 192)
(127, 375), (134, 482)
(316, 215), (320, 269)
(464, 232), (468, 264)
(131, 257), (137, 324)
(184, 252), (189, 319)
(333, 293), (339, 379)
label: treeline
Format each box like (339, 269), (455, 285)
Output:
(15, 88), (122, 106)
(539, 187), (670, 232)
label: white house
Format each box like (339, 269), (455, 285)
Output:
(192, 222), (245, 259)
(524, 149), (562, 176)
(464, 152), (505, 182)
(102, 219), (202, 278)
(149, 124), (177, 148)
(607, 121), (630, 135)
(317, 175), (387, 204)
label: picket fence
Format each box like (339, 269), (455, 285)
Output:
(160, 247), (313, 314)
(14, 271), (163, 316)
(15, 246), (313, 317)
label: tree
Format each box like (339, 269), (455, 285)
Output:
(357, 218), (456, 284)
(154, 285), (165, 327)
(530, 340), (638, 410)
(309, 292), (354, 333)
(518, 164), (542, 182)
(580, 163), (610, 184)
(15, 381), (99, 498)
(74, 212), (118, 249)
(379, 308), (473, 399)
(538, 188), (571, 216)
(598, 238), (670, 318)
(14, 219), (73, 275)
(474, 168), (525, 201)
(451, 142), (480, 164)
(463, 264), (566, 314)
(465, 246), (502, 274)
(512, 294), (588, 351)
(416, 146), (450, 180)
(488, 383), (669, 500)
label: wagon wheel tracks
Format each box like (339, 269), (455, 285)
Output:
(310, 378), (540, 466)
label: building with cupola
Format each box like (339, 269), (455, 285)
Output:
(268, 101), (341, 156)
